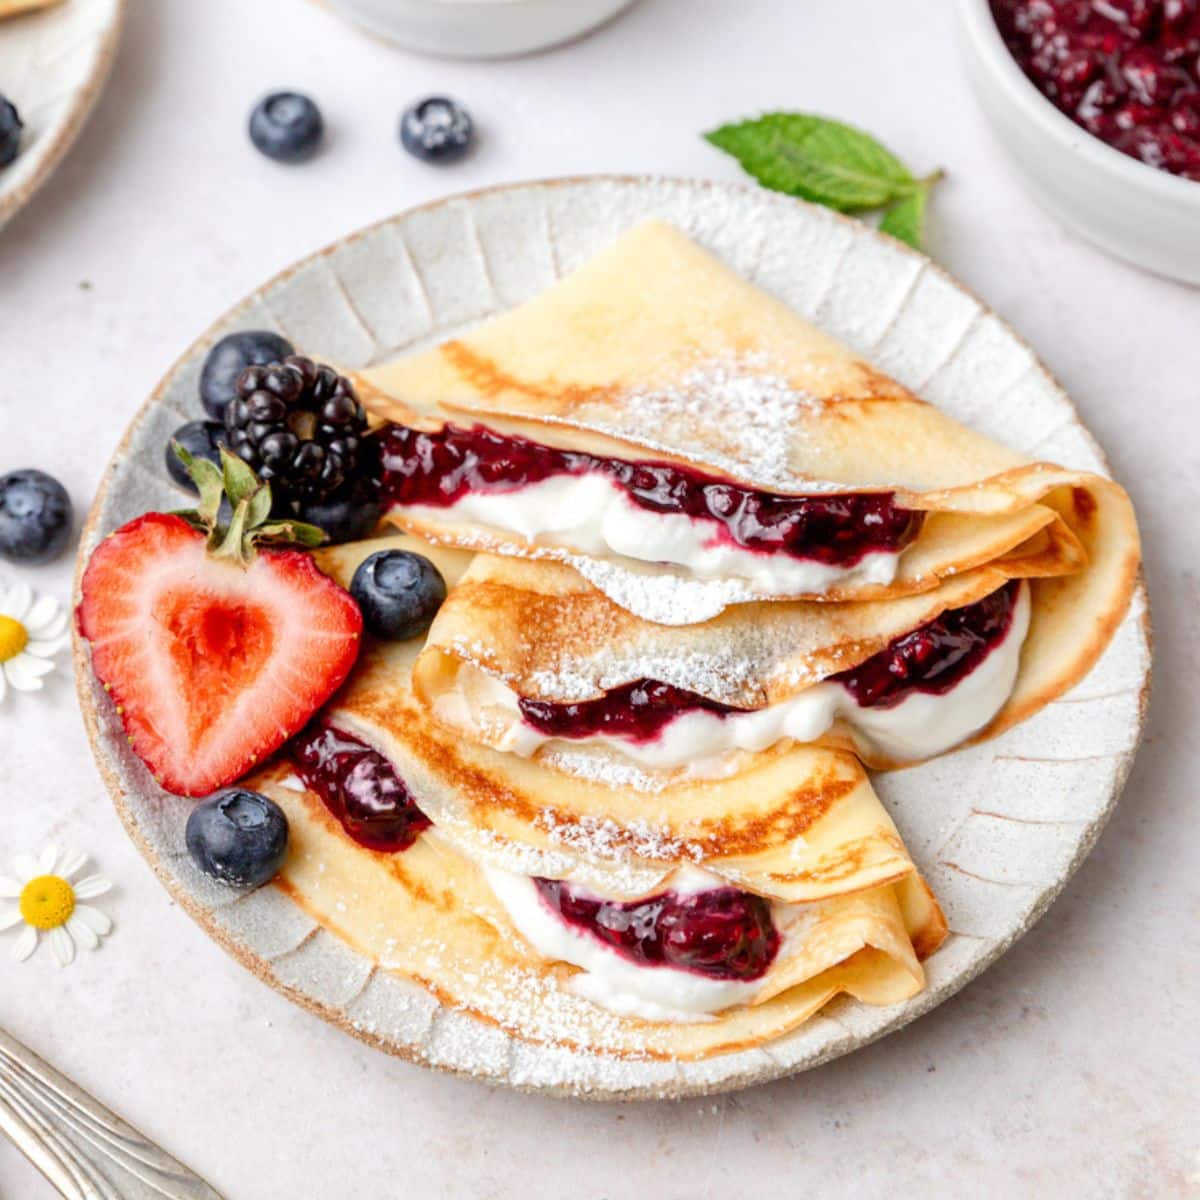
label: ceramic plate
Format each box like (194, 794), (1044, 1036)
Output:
(74, 177), (1151, 1100)
(0, 0), (124, 231)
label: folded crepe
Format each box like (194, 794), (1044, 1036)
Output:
(355, 220), (1138, 624)
(411, 504), (1126, 773)
(312, 545), (927, 904)
(255, 535), (946, 1056)
(261, 758), (945, 1057)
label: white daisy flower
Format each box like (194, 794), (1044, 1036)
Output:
(0, 581), (69, 703)
(0, 846), (114, 966)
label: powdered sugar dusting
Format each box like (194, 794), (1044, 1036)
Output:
(535, 807), (706, 867)
(573, 354), (828, 491)
(567, 553), (756, 625)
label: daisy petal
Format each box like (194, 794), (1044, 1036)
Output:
(65, 912), (98, 951)
(37, 845), (59, 876)
(1, 582), (32, 622)
(0, 667), (7, 704)
(48, 926), (74, 967)
(0, 875), (21, 898)
(73, 905), (112, 937)
(22, 595), (58, 632)
(0, 904), (21, 930)
(12, 854), (38, 884)
(26, 637), (68, 659)
(57, 849), (88, 880)
(28, 610), (68, 641)
(29, 609), (68, 638)
(72, 875), (111, 900)
(11, 926), (37, 962)
(6, 654), (55, 690)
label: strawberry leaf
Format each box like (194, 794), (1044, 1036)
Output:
(256, 520), (328, 549)
(705, 113), (916, 212)
(173, 442), (225, 526)
(221, 448), (260, 509)
(245, 479), (275, 530)
(170, 447), (327, 565)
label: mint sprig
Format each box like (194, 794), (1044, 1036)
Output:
(704, 112), (942, 250)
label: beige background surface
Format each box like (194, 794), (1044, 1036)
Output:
(0, 0), (1195, 1196)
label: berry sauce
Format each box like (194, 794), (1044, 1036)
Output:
(519, 680), (737, 743)
(291, 723), (430, 853)
(533, 878), (779, 981)
(991, 0), (1200, 180)
(832, 581), (1021, 709)
(515, 583), (1021, 740)
(381, 422), (922, 567)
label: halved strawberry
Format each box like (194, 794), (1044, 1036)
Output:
(78, 451), (362, 797)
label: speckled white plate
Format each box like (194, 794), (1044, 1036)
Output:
(0, 0), (124, 231)
(75, 177), (1151, 1100)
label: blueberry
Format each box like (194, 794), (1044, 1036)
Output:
(0, 96), (21, 169)
(185, 789), (289, 889)
(399, 97), (473, 164)
(298, 485), (383, 545)
(350, 550), (446, 641)
(249, 91), (324, 163)
(199, 329), (294, 421)
(166, 420), (227, 491)
(0, 470), (72, 564)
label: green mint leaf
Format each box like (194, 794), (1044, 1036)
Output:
(705, 113), (915, 212)
(879, 172), (941, 250)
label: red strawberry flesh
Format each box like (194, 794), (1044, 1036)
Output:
(78, 513), (361, 797)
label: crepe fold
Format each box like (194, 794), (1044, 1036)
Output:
(409, 497), (1125, 771)
(355, 220), (1138, 624)
(253, 536), (947, 1058)
(261, 762), (945, 1060)
(312, 545), (926, 904)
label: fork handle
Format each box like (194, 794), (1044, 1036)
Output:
(0, 1027), (223, 1200)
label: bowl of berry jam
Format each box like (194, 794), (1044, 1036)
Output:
(956, 0), (1200, 284)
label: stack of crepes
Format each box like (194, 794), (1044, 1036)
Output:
(257, 221), (1140, 1062)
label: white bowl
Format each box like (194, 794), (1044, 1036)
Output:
(955, 0), (1200, 285)
(324, 0), (637, 59)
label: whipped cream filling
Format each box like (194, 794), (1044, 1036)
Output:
(485, 864), (799, 1022)
(437, 583), (1031, 772)
(404, 473), (903, 597)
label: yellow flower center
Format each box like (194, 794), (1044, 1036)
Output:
(19, 875), (75, 930)
(0, 615), (28, 663)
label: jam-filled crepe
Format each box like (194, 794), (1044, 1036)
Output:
(308, 544), (932, 905)
(356, 220), (1138, 624)
(411, 509), (1121, 774)
(261, 761), (945, 1051)
(263, 537), (947, 1048)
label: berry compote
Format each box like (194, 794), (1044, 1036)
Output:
(519, 680), (737, 743)
(381, 422), (922, 567)
(515, 583), (1021, 739)
(291, 723), (430, 852)
(534, 878), (779, 981)
(991, 0), (1200, 180)
(833, 581), (1020, 709)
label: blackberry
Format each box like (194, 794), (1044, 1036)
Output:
(224, 355), (368, 505)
